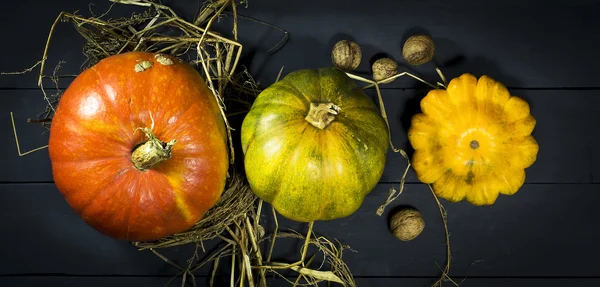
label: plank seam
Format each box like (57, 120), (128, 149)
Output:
(1, 274), (600, 279)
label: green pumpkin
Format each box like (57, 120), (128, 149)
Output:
(240, 67), (389, 222)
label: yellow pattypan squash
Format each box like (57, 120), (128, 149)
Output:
(408, 73), (539, 205)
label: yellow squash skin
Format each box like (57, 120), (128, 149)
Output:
(241, 67), (389, 222)
(408, 73), (539, 205)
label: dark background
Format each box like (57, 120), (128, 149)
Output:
(1, 0), (599, 286)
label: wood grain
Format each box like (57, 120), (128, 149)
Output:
(1, 0), (598, 89)
(1, 183), (598, 278)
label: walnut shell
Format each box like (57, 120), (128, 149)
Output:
(389, 207), (425, 241)
(331, 40), (362, 71)
(372, 57), (398, 82)
(402, 35), (435, 66)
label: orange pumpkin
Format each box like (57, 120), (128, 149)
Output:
(48, 51), (229, 241)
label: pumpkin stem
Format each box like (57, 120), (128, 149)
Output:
(131, 125), (176, 172)
(305, 102), (341, 129)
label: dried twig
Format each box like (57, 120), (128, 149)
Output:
(195, 0), (229, 26)
(1, 61), (43, 75)
(377, 152), (411, 216)
(270, 230), (356, 287)
(223, 11), (290, 54)
(360, 70), (438, 90)
(429, 184), (452, 287)
(9, 112), (49, 156)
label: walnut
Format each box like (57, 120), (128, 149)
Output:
(402, 35), (435, 66)
(389, 207), (425, 241)
(331, 40), (362, 71)
(372, 57), (398, 82)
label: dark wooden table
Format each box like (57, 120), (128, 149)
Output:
(1, 0), (599, 286)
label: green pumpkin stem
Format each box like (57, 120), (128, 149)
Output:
(131, 114), (176, 171)
(305, 102), (341, 129)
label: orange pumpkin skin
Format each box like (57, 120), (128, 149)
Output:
(48, 51), (229, 242)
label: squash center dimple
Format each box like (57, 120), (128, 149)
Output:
(305, 102), (341, 129)
(470, 140), (480, 150)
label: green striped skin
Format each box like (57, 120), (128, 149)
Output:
(241, 67), (389, 222)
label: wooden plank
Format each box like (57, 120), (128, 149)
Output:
(2, 89), (598, 184)
(239, 0), (600, 89)
(0, 0), (135, 90)
(1, 0), (599, 89)
(0, 90), (53, 183)
(1, 183), (599, 277)
(0, 0), (224, 90)
(0, 277), (176, 287)
(0, 184), (217, 276)
(1, 277), (599, 287)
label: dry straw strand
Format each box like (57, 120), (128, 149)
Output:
(9, 112), (49, 156)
